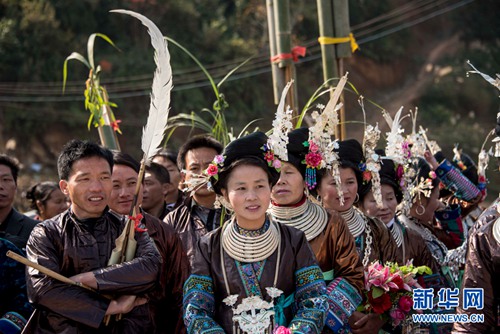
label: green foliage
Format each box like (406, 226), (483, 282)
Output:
(62, 33), (121, 133)
(165, 36), (256, 146)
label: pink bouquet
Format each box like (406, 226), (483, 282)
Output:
(358, 261), (431, 327)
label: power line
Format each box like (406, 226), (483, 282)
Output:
(0, 0), (474, 103)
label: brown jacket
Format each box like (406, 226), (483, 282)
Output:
(313, 211), (364, 294)
(26, 208), (161, 333)
(453, 216), (499, 333)
(163, 197), (224, 267)
(142, 212), (189, 334)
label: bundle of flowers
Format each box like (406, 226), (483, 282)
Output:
(358, 261), (432, 327)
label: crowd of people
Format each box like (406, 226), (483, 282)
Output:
(0, 100), (499, 334)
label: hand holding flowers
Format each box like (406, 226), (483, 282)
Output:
(358, 261), (432, 327)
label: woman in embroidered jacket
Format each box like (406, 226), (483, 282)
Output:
(358, 154), (438, 273)
(315, 138), (397, 333)
(183, 132), (328, 334)
(316, 139), (396, 268)
(269, 128), (363, 333)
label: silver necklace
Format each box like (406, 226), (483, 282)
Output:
(270, 200), (328, 241)
(220, 217), (282, 334)
(340, 206), (366, 238)
(221, 217), (280, 263)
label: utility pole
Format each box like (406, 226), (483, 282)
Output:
(267, 0), (299, 122)
(316, 0), (352, 140)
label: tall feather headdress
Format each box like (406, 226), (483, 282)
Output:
(309, 73), (348, 203)
(382, 107), (413, 213)
(268, 80), (294, 162)
(359, 96), (382, 207)
(466, 60), (500, 92)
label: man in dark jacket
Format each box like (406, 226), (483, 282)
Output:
(25, 140), (161, 333)
(0, 154), (38, 251)
(163, 135), (224, 267)
(109, 151), (188, 334)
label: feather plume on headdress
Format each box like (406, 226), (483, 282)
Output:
(418, 126), (441, 156)
(382, 107), (410, 165)
(477, 130), (494, 198)
(309, 73), (348, 203)
(407, 108), (426, 157)
(466, 60), (500, 92)
(382, 107), (414, 213)
(111, 10), (172, 163)
(268, 80), (294, 162)
(359, 96), (383, 207)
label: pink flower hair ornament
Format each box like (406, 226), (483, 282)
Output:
(301, 140), (324, 190)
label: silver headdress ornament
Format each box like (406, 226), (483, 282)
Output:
(478, 130), (494, 198)
(268, 80), (294, 162)
(419, 126), (441, 156)
(309, 73), (348, 204)
(382, 107), (413, 214)
(407, 108), (426, 157)
(466, 60), (500, 93)
(359, 96), (383, 207)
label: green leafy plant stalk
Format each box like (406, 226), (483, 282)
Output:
(62, 33), (122, 150)
(164, 36), (258, 147)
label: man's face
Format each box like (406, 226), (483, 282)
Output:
(141, 172), (167, 211)
(59, 156), (112, 220)
(152, 156), (181, 190)
(183, 147), (218, 196)
(110, 164), (140, 215)
(0, 164), (16, 210)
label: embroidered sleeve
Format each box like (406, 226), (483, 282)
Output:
(435, 159), (481, 202)
(183, 274), (225, 334)
(324, 277), (362, 333)
(288, 265), (328, 334)
(434, 204), (465, 247)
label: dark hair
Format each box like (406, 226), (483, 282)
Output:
(26, 181), (60, 211)
(153, 149), (179, 170)
(213, 157), (279, 196)
(210, 132), (279, 196)
(286, 127), (309, 179)
(0, 154), (20, 185)
(358, 156), (403, 204)
(112, 151), (140, 174)
(57, 140), (113, 180)
(145, 162), (170, 184)
(177, 135), (223, 170)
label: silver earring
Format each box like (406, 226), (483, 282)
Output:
(416, 204), (425, 216)
(354, 193), (360, 204)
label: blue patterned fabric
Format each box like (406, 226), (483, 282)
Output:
(183, 274), (225, 334)
(354, 234), (364, 257)
(324, 277), (363, 333)
(436, 159), (480, 201)
(288, 265), (328, 334)
(235, 260), (267, 297)
(0, 238), (33, 324)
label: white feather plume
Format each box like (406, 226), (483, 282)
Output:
(269, 80), (294, 161)
(111, 9), (172, 162)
